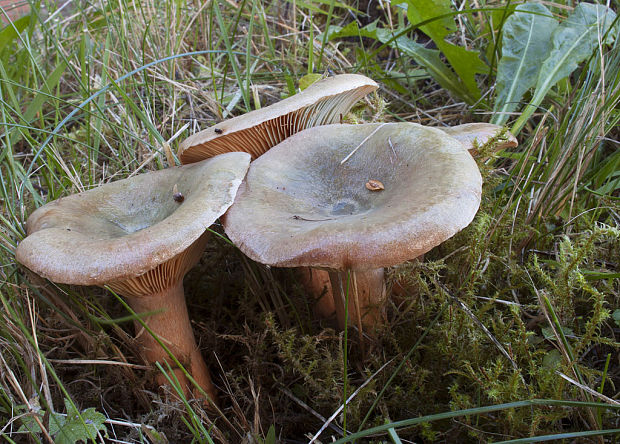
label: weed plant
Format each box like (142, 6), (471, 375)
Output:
(0, 1), (618, 443)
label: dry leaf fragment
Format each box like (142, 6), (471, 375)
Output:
(163, 142), (175, 167)
(365, 179), (384, 191)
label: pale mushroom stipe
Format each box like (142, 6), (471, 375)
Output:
(16, 152), (251, 405)
(222, 123), (483, 338)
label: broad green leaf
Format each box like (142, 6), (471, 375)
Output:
(17, 412), (47, 435)
(327, 21), (468, 100)
(141, 424), (169, 444)
(512, 3), (617, 133)
(0, 14), (31, 53)
(492, 3), (558, 125)
(48, 411), (66, 436)
(17, 410), (67, 435)
(394, 0), (487, 103)
(613, 309), (620, 328)
(482, 2), (517, 65)
(23, 61), (68, 123)
(16, 402), (103, 443)
(54, 399), (107, 444)
(289, 0), (360, 16)
(542, 349), (562, 369)
(541, 325), (574, 340)
(392, 34), (469, 99)
(264, 424), (276, 444)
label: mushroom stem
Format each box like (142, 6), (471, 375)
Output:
(297, 267), (336, 320)
(127, 280), (217, 404)
(328, 269), (386, 336)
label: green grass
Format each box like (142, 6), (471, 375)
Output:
(1, 1), (618, 442)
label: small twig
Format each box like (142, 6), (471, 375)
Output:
(340, 123), (388, 164)
(211, 352), (244, 435)
(278, 385), (344, 435)
(292, 215), (334, 222)
(555, 371), (620, 406)
(47, 359), (149, 369)
(162, 142), (175, 167)
(308, 359), (393, 443)
(51, 411), (144, 429)
(387, 136), (397, 164)
(474, 296), (523, 307)
(0, 353), (54, 443)
(26, 292), (54, 412)
(167, 122), (190, 144)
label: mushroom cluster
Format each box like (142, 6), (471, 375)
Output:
(17, 73), (516, 404)
(17, 152), (251, 404)
(221, 123), (485, 336)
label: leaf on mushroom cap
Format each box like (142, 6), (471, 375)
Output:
(222, 123), (482, 271)
(16, 152), (251, 286)
(178, 74), (378, 163)
(439, 123), (518, 153)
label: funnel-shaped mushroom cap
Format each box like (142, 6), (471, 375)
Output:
(178, 74), (378, 163)
(222, 123), (482, 271)
(439, 123), (518, 153)
(17, 152), (251, 286)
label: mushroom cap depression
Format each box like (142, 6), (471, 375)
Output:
(17, 152), (251, 286)
(222, 123), (482, 271)
(178, 74), (378, 163)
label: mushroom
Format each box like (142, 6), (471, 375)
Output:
(178, 73), (378, 163)
(16, 152), (251, 403)
(387, 123), (518, 300)
(299, 122), (517, 322)
(180, 73), (377, 320)
(221, 123), (482, 336)
(438, 123), (518, 156)
(297, 267), (337, 320)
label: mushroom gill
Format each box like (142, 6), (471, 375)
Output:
(178, 74), (378, 163)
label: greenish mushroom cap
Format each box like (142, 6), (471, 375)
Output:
(439, 123), (518, 153)
(222, 123), (482, 271)
(17, 152), (250, 287)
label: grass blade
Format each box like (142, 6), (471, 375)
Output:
(333, 400), (620, 443)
